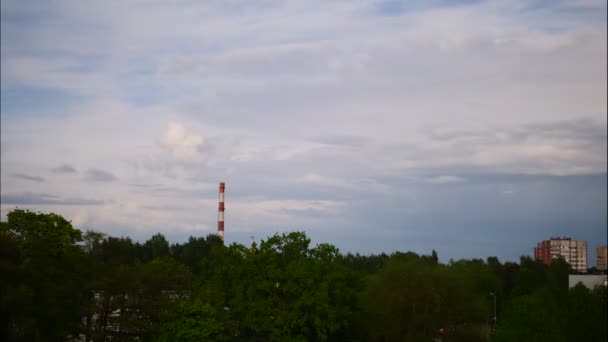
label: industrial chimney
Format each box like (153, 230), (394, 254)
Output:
(218, 182), (225, 243)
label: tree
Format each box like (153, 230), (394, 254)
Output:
(0, 221), (22, 340)
(566, 283), (607, 341)
(171, 235), (217, 273)
(494, 289), (567, 342)
(512, 256), (546, 296)
(359, 252), (444, 341)
(134, 257), (194, 340)
(342, 252), (389, 275)
(81, 230), (106, 254)
(1, 209), (89, 341)
(77, 234), (143, 341)
(141, 233), (170, 262)
(431, 249), (439, 265)
(5, 208), (605, 342)
(195, 232), (361, 341)
(358, 253), (494, 342)
(156, 299), (223, 342)
(546, 257), (570, 301)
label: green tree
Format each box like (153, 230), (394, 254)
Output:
(359, 253), (494, 342)
(82, 235), (142, 341)
(171, 235), (218, 273)
(546, 257), (570, 301)
(567, 283), (607, 341)
(512, 256), (546, 296)
(81, 230), (106, 255)
(0, 222), (22, 340)
(156, 299), (223, 342)
(342, 252), (389, 275)
(359, 252), (443, 341)
(494, 288), (567, 342)
(135, 257), (194, 340)
(141, 233), (170, 262)
(1, 209), (89, 341)
(196, 232), (360, 341)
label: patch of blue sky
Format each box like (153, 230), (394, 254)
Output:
(553, 6), (607, 25)
(114, 59), (161, 106)
(0, 12), (45, 29)
(0, 86), (87, 118)
(521, 0), (561, 11)
(123, 58), (158, 76)
(523, 0), (606, 11)
(515, 4), (606, 35)
(0, 2), (53, 26)
(60, 55), (107, 73)
(218, 0), (282, 15)
(517, 0), (606, 24)
(374, 0), (481, 16)
(123, 89), (168, 107)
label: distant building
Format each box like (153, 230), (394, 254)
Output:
(569, 275), (607, 289)
(597, 245), (607, 271)
(534, 237), (587, 273)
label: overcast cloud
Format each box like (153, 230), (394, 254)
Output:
(52, 164), (77, 174)
(1, 0), (606, 263)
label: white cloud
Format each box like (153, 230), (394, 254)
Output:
(226, 198), (347, 231)
(161, 122), (205, 161)
(296, 173), (355, 190)
(294, 173), (391, 194)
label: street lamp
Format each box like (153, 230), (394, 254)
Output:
(489, 292), (497, 327)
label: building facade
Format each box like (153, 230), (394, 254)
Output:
(534, 237), (588, 272)
(597, 245), (607, 271)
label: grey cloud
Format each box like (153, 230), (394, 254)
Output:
(145, 186), (213, 199)
(522, 118), (607, 143)
(278, 207), (331, 218)
(427, 128), (496, 143)
(10, 173), (45, 182)
(1, 192), (105, 205)
(417, 118), (607, 175)
(426, 176), (466, 184)
(128, 181), (215, 199)
(140, 205), (185, 212)
(83, 169), (118, 182)
(128, 183), (163, 188)
(310, 134), (370, 147)
(427, 118), (606, 145)
(51, 164), (77, 173)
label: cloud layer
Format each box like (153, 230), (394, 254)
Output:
(1, 0), (606, 263)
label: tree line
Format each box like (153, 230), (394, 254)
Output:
(1, 209), (606, 341)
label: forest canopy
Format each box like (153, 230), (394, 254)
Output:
(1, 209), (606, 342)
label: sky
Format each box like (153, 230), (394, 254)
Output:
(1, 0), (606, 264)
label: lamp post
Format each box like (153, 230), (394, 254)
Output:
(489, 292), (497, 328)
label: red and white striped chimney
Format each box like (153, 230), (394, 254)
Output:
(218, 182), (225, 242)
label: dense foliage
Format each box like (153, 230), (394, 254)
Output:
(1, 209), (606, 341)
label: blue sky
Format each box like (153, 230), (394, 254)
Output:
(1, 0), (606, 264)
